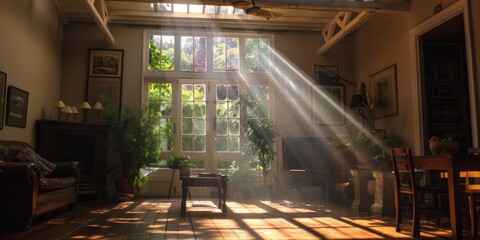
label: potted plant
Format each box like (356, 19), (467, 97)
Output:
(167, 153), (196, 177)
(104, 104), (165, 198)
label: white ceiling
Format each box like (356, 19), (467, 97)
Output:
(55, 0), (410, 53)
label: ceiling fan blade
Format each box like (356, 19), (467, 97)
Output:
(251, 9), (282, 19)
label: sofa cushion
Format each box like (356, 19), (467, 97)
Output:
(14, 148), (56, 177)
(39, 177), (76, 193)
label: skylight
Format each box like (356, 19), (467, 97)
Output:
(151, 3), (245, 16)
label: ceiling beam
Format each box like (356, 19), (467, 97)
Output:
(318, 11), (373, 55)
(110, 0), (410, 12)
(85, 0), (115, 45)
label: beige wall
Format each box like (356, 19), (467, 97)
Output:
(0, 1), (63, 144)
(343, 0), (478, 151)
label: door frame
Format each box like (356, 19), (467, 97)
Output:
(409, 0), (477, 155)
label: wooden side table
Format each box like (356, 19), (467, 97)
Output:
(180, 175), (228, 217)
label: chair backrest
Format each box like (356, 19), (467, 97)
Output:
(466, 147), (480, 190)
(391, 148), (418, 195)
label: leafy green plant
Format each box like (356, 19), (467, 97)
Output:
(104, 104), (166, 191)
(331, 130), (390, 169)
(167, 153), (196, 169)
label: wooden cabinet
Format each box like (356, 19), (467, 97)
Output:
(421, 41), (471, 153)
(36, 120), (109, 197)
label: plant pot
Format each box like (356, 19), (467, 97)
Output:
(114, 178), (135, 201)
(180, 166), (191, 177)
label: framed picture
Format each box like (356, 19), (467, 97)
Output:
(315, 65), (338, 85)
(369, 64), (398, 119)
(0, 71), (6, 130)
(86, 77), (122, 122)
(6, 86), (29, 128)
(312, 84), (344, 125)
(88, 49), (124, 77)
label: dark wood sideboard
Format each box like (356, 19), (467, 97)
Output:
(36, 120), (109, 197)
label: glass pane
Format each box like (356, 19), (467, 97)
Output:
(194, 84), (206, 100)
(229, 119), (240, 135)
(227, 85), (239, 100)
(158, 3), (172, 12)
(248, 86), (258, 101)
(226, 38), (239, 72)
(182, 136), (193, 151)
(194, 37), (207, 72)
(194, 119), (206, 135)
(174, 4), (188, 13)
(148, 35), (162, 71)
(182, 102), (193, 117)
(229, 137), (240, 152)
(218, 6), (233, 14)
(194, 136), (205, 152)
(259, 102), (270, 118)
(160, 101), (171, 116)
(213, 37), (226, 72)
(161, 35), (175, 71)
(181, 118), (193, 134)
(181, 36), (193, 71)
(247, 105), (257, 119)
(245, 38), (259, 72)
(182, 84), (193, 101)
(216, 119), (228, 135)
(228, 103), (239, 118)
(259, 86), (269, 100)
(259, 38), (270, 73)
(216, 136), (228, 152)
(216, 102), (227, 118)
(216, 84), (227, 100)
(217, 160), (234, 169)
(194, 102), (206, 117)
(204, 5), (217, 13)
(189, 4), (204, 13)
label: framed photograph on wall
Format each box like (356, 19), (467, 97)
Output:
(369, 64), (398, 119)
(315, 65), (338, 85)
(312, 84), (345, 125)
(88, 49), (124, 77)
(6, 86), (29, 128)
(0, 71), (6, 130)
(86, 77), (122, 122)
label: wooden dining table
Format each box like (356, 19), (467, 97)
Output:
(412, 154), (480, 240)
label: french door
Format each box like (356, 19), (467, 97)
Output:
(174, 79), (242, 173)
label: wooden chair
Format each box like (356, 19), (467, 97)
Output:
(391, 148), (447, 237)
(465, 147), (480, 238)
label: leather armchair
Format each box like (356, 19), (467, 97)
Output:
(0, 141), (80, 230)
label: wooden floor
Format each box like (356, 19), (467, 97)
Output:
(0, 196), (472, 240)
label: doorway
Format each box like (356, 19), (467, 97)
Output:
(409, 0), (477, 154)
(419, 14), (472, 154)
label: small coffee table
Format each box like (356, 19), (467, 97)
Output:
(180, 175), (228, 217)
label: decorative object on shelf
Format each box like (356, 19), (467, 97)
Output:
(0, 71), (7, 130)
(369, 64), (398, 119)
(54, 100), (65, 120)
(429, 136), (459, 155)
(60, 105), (72, 121)
(88, 48), (124, 77)
(6, 86), (29, 128)
(312, 84), (345, 125)
(71, 106), (79, 122)
(350, 94), (369, 129)
(93, 102), (103, 121)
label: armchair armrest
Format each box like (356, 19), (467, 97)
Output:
(0, 162), (39, 229)
(49, 161), (81, 178)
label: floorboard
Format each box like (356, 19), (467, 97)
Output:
(0, 197), (474, 239)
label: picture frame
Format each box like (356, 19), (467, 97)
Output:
(0, 71), (6, 130)
(315, 65), (338, 85)
(88, 49), (124, 77)
(6, 86), (29, 128)
(86, 77), (122, 122)
(369, 64), (398, 119)
(312, 84), (345, 125)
